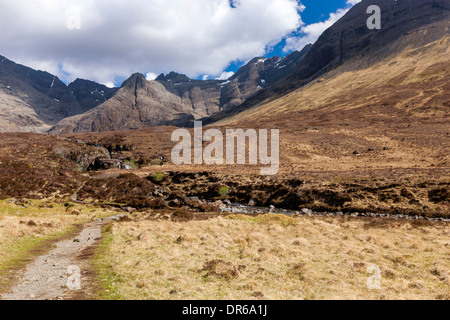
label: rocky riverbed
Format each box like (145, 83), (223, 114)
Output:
(205, 199), (450, 222)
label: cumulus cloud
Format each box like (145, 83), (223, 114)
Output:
(146, 73), (158, 81)
(0, 0), (303, 86)
(283, 0), (361, 53)
(215, 71), (235, 80)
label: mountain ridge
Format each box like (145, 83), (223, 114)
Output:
(0, 56), (119, 132)
(48, 45), (312, 134)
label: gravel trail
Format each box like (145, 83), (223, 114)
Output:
(1, 214), (124, 300)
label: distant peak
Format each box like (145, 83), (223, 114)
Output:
(121, 72), (147, 89)
(129, 72), (146, 79)
(155, 71), (190, 83)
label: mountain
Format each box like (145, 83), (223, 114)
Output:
(0, 56), (115, 132)
(68, 79), (118, 113)
(49, 46), (311, 134)
(206, 0), (450, 123)
(6, 0), (448, 134)
(50, 73), (205, 133)
(0, 55), (82, 132)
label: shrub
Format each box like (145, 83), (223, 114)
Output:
(171, 209), (194, 222)
(218, 186), (230, 198)
(150, 159), (163, 166)
(124, 160), (139, 169)
(151, 172), (166, 183)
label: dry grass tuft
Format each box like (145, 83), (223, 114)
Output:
(201, 260), (239, 280)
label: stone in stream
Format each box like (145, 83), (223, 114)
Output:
(248, 199), (256, 206)
(269, 205), (275, 213)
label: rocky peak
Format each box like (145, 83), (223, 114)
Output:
(68, 78), (118, 113)
(121, 73), (147, 89)
(156, 72), (191, 83)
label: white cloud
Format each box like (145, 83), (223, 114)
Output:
(104, 82), (116, 88)
(283, 0), (360, 53)
(346, 0), (362, 5)
(215, 71), (235, 80)
(202, 75), (210, 81)
(0, 0), (303, 85)
(146, 72), (158, 81)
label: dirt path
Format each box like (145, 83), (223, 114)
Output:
(1, 214), (125, 300)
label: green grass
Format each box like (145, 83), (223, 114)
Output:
(91, 224), (124, 300)
(124, 160), (140, 169)
(151, 172), (166, 183)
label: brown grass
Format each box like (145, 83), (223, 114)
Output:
(94, 214), (449, 300)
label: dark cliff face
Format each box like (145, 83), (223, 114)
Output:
(68, 79), (118, 113)
(0, 55), (82, 125)
(0, 56), (119, 132)
(155, 45), (312, 115)
(286, 0), (450, 85)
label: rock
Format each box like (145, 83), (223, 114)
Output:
(269, 205), (276, 213)
(223, 200), (232, 205)
(336, 211), (344, 216)
(248, 199), (256, 206)
(301, 208), (313, 215)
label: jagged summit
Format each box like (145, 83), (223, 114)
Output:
(156, 72), (191, 83)
(49, 46), (311, 134)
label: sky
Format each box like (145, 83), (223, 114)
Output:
(0, 0), (361, 87)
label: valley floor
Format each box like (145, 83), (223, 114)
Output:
(2, 199), (447, 300)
